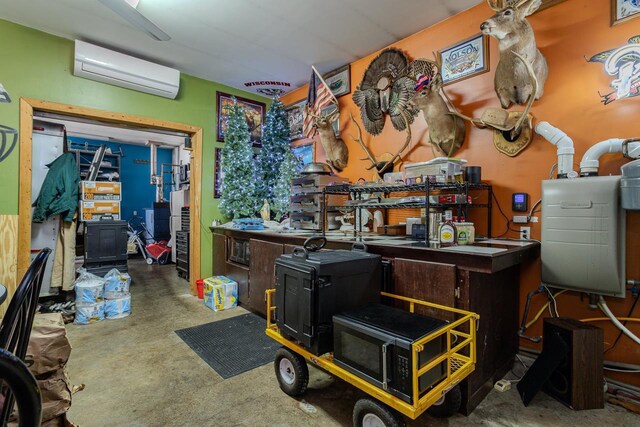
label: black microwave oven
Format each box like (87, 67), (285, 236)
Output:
(333, 304), (448, 404)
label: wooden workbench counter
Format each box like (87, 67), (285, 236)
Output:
(210, 226), (540, 415)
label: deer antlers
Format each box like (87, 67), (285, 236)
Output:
(487, 0), (528, 11)
(349, 111), (412, 175)
(447, 51), (537, 137)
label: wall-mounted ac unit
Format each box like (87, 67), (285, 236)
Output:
(74, 40), (180, 99)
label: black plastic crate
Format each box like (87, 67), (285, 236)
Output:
(275, 243), (381, 355)
(84, 219), (128, 264)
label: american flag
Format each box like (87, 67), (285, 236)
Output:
(303, 69), (334, 138)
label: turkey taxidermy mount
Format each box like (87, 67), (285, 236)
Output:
(352, 48), (418, 136)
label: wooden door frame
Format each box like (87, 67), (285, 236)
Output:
(18, 98), (202, 294)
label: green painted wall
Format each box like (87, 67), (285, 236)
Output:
(0, 19), (268, 278)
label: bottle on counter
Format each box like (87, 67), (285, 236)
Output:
(455, 222), (475, 245)
(439, 210), (457, 247)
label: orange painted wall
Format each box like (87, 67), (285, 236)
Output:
(283, 0), (640, 386)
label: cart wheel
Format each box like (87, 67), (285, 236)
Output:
(426, 385), (461, 418)
(158, 252), (169, 265)
(274, 347), (309, 397)
(353, 398), (405, 427)
(145, 257), (153, 265)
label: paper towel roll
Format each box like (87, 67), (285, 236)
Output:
(104, 294), (131, 320)
(75, 280), (104, 304)
(104, 269), (131, 299)
(74, 302), (105, 325)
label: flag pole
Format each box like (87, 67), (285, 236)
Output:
(311, 65), (340, 106)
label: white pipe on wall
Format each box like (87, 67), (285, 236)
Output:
(580, 139), (640, 175)
(149, 142), (158, 184)
(599, 296), (640, 346)
(535, 121), (575, 177)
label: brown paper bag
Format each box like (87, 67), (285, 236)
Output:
(24, 313), (72, 376)
(38, 368), (73, 422)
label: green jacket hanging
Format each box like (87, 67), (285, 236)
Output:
(32, 152), (80, 223)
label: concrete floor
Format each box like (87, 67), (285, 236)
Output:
(65, 259), (639, 427)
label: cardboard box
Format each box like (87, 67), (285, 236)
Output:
(80, 181), (121, 201)
(203, 276), (238, 312)
(79, 200), (120, 221)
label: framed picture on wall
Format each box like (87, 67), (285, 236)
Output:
(216, 92), (266, 147)
(214, 147), (222, 198)
(611, 0), (640, 25)
(292, 142), (315, 167)
(439, 34), (490, 86)
(285, 99), (306, 141)
(323, 64), (351, 97)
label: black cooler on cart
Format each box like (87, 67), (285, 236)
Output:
(274, 237), (381, 356)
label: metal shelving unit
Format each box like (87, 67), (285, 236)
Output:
(322, 182), (493, 244)
(176, 207), (190, 280)
(68, 141), (123, 181)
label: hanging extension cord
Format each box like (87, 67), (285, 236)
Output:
(599, 296), (640, 346)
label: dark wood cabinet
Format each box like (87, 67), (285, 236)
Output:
(391, 258), (456, 320)
(210, 226), (539, 416)
(248, 239), (283, 315)
(212, 233), (225, 276)
(224, 262), (249, 305)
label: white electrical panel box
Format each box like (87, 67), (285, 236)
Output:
(541, 177), (626, 297)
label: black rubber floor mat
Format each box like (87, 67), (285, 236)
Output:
(175, 313), (280, 379)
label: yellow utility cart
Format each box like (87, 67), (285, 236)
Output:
(265, 289), (479, 427)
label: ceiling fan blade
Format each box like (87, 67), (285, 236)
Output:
(98, 0), (171, 41)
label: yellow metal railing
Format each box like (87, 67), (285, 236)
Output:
(265, 288), (479, 420)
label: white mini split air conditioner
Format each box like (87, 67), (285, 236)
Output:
(73, 40), (180, 99)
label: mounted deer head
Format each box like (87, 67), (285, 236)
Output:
(306, 105), (349, 172)
(408, 58), (466, 157)
(349, 111), (412, 176)
(449, 51), (537, 156)
(481, 0), (548, 108)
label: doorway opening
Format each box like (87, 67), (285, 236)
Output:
(17, 98), (203, 301)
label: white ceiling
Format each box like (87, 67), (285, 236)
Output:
(0, 0), (481, 94)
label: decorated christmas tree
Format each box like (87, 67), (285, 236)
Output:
(272, 149), (301, 221)
(256, 98), (291, 207)
(219, 99), (258, 219)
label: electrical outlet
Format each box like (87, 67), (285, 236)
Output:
(520, 226), (531, 240)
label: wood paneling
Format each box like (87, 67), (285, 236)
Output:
(391, 258), (456, 321)
(21, 98), (200, 133)
(0, 215), (19, 317)
(189, 128), (203, 294)
(17, 99), (34, 281)
(248, 239), (283, 315)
